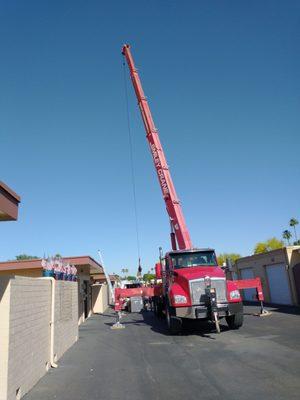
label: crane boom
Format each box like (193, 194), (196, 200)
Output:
(122, 44), (192, 250)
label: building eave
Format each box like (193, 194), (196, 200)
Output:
(0, 181), (21, 221)
(0, 256), (103, 274)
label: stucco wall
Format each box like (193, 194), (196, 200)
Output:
(287, 246), (300, 304)
(235, 248), (286, 303)
(0, 276), (78, 400)
(91, 283), (108, 314)
(0, 269), (41, 277)
(235, 247), (300, 305)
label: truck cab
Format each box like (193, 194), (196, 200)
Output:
(155, 249), (244, 334)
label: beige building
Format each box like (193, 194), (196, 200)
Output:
(0, 258), (111, 400)
(91, 273), (120, 306)
(0, 256), (104, 324)
(234, 246), (300, 306)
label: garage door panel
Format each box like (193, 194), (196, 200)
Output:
(266, 264), (291, 305)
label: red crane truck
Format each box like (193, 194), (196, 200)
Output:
(115, 44), (264, 334)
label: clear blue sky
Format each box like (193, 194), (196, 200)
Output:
(1, 1), (299, 274)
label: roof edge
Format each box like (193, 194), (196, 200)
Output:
(0, 181), (21, 203)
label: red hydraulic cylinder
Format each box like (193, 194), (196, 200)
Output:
(122, 44), (193, 251)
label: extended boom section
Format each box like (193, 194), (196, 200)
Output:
(122, 44), (192, 251)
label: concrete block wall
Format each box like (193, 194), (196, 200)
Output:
(54, 281), (78, 361)
(0, 276), (79, 400)
(0, 278), (11, 400)
(6, 277), (51, 400)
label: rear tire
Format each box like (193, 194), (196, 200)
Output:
(226, 312), (244, 329)
(153, 297), (163, 318)
(166, 304), (182, 335)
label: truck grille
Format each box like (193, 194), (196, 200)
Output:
(190, 278), (227, 305)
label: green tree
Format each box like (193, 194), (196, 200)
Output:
(121, 268), (129, 278)
(254, 242), (268, 254)
(289, 218), (299, 243)
(126, 276), (137, 281)
(282, 230), (292, 245)
(254, 237), (284, 254)
(15, 254), (39, 260)
(217, 253), (241, 266)
(267, 237), (284, 250)
(143, 273), (155, 282)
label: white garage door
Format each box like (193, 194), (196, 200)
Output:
(266, 264), (292, 305)
(240, 268), (256, 301)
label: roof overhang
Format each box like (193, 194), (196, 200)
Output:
(63, 256), (103, 274)
(0, 256), (103, 274)
(0, 181), (21, 221)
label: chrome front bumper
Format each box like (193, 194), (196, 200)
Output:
(175, 304), (229, 319)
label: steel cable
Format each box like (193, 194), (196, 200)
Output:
(122, 59), (141, 269)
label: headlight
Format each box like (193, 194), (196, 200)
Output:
(173, 294), (187, 304)
(230, 290), (240, 300)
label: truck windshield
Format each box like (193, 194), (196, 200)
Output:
(170, 252), (217, 269)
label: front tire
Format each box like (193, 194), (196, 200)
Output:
(226, 312), (244, 329)
(166, 304), (182, 335)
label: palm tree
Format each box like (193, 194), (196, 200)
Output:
(282, 230), (292, 245)
(289, 218), (299, 242)
(121, 268), (129, 278)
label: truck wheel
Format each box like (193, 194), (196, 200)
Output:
(166, 305), (182, 335)
(226, 312), (244, 329)
(157, 302), (164, 318)
(153, 297), (163, 318)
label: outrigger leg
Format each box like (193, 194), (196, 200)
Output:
(205, 286), (221, 334)
(259, 300), (271, 317)
(111, 311), (125, 330)
(213, 310), (221, 334)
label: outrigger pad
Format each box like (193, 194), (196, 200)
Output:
(252, 309), (272, 317)
(111, 321), (125, 330)
(259, 309), (272, 317)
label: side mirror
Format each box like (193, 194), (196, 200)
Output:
(221, 262), (228, 271)
(155, 262), (162, 279)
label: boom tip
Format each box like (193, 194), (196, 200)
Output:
(122, 44), (131, 55)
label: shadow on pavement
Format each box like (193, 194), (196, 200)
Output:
(95, 312), (117, 318)
(105, 310), (230, 339)
(243, 301), (300, 315)
(142, 310), (231, 338)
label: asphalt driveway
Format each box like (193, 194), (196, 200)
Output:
(24, 305), (300, 400)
